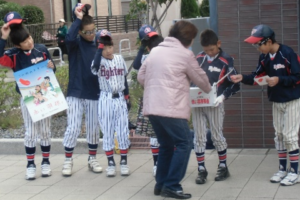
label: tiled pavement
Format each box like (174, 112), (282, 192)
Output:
(0, 148), (300, 200)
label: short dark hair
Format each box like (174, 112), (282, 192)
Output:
(267, 36), (276, 44)
(95, 36), (114, 47)
(147, 35), (164, 50)
(80, 15), (94, 31)
(9, 25), (30, 45)
(200, 29), (219, 47)
(169, 20), (198, 47)
(44, 76), (50, 80)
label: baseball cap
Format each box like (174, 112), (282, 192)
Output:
(95, 29), (112, 45)
(244, 24), (275, 44)
(139, 24), (158, 40)
(59, 19), (65, 23)
(4, 11), (25, 25)
(72, 3), (91, 21)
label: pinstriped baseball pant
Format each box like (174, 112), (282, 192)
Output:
(21, 98), (51, 148)
(98, 92), (130, 151)
(63, 97), (100, 148)
(273, 98), (300, 152)
(192, 103), (227, 153)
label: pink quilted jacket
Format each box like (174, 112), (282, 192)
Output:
(138, 37), (211, 120)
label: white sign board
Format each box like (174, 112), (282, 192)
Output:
(190, 84), (217, 107)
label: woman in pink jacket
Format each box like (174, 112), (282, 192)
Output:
(138, 20), (211, 199)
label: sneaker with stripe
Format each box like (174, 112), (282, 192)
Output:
(26, 164), (36, 180)
(280, 172), (299, 186)
(270, 170), (287, 183)
(41, 163), (52, 177)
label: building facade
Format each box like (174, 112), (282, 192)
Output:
(8, 0), (123, 23)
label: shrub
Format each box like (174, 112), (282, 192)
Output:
(22, 5), (44, 24)
(199, 0), (210, 17)
(0, 2), (24, 22)
(0, 68), (22, 129)
(22, 5), (45, 44)
(128, 70), (143, 121)
(55, 65), (69, 97)
(181, 0), (200, 19)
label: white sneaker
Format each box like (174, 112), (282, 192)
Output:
(41, 163), (52, 177)
(153, 166), (157, 177)
(26, 164), (36, 180)
(88, 156), (102, 173)
(280, 172), (299, 186)
(106, 165), (116, 177)
(120, 164), (130, 176)
(62, 158), (73, 176)
(270, 170), (287, 183)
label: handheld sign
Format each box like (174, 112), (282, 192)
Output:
(14, 60), (68, 122)
(190, 68), (234, 107)
(254, 75), (269, 86)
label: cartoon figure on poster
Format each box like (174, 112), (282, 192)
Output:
(14, 60), (68, 122)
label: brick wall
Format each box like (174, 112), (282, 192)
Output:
(217, 0), (299, 148)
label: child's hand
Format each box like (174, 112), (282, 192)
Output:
(47, 60), (55, 69)
(230, 74), (243, 83)
(266, 76), (279, 87)
(1, 24), (11, 40)
(74, 6), (83, 19)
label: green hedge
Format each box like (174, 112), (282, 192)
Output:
(22, 5), (44, 24)
(0, 2), (45, 26)
(181, 0), (200, 19)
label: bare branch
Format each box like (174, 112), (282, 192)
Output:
(157, 0), (174, 25)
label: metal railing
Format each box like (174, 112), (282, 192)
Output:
(94, 15), (141, 33)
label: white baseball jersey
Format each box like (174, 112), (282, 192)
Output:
(92, 54), (130, 151)
(92, 55), (127, 93)
(141, 54), (148, 64)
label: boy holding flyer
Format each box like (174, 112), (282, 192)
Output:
(231, 24), (300, 186)
(0, 12), (56, 180)
(192, 29), (240, 184)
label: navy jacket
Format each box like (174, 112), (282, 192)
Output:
(0, 39), (56, 94)
(196, 49), (240, 99)
(65, 18), (100, 100)
(242, 44), (300, 103)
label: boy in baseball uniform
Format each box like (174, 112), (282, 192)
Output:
(193, 29), (240, 184)
(231, 24), (300, 186)
(92, 29), (130, 177)
(62, 3), (101, 176)
(133, 24), (163, 176)
(0, 12), (56, 180)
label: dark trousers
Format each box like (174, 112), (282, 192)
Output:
(58, 42), (68, 56)
(148, 115), (192, 192)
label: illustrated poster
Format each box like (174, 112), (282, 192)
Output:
(14, 60), (68, 122)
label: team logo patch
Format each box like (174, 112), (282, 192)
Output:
(144, 27), (151, 34)
(6, 13), (14, 22)
(101, 30), (108, 36)
(208, 66), (221, 72)
(273, 64), (285, 70)
(251, 29), (257, 35)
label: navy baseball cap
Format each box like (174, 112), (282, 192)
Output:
(139, 24), (158, 40)
(244, 24), (275, 44)
(95, 29), (112, 45)
(4, 12), (25, 25)
(72, 3), (91, 21)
